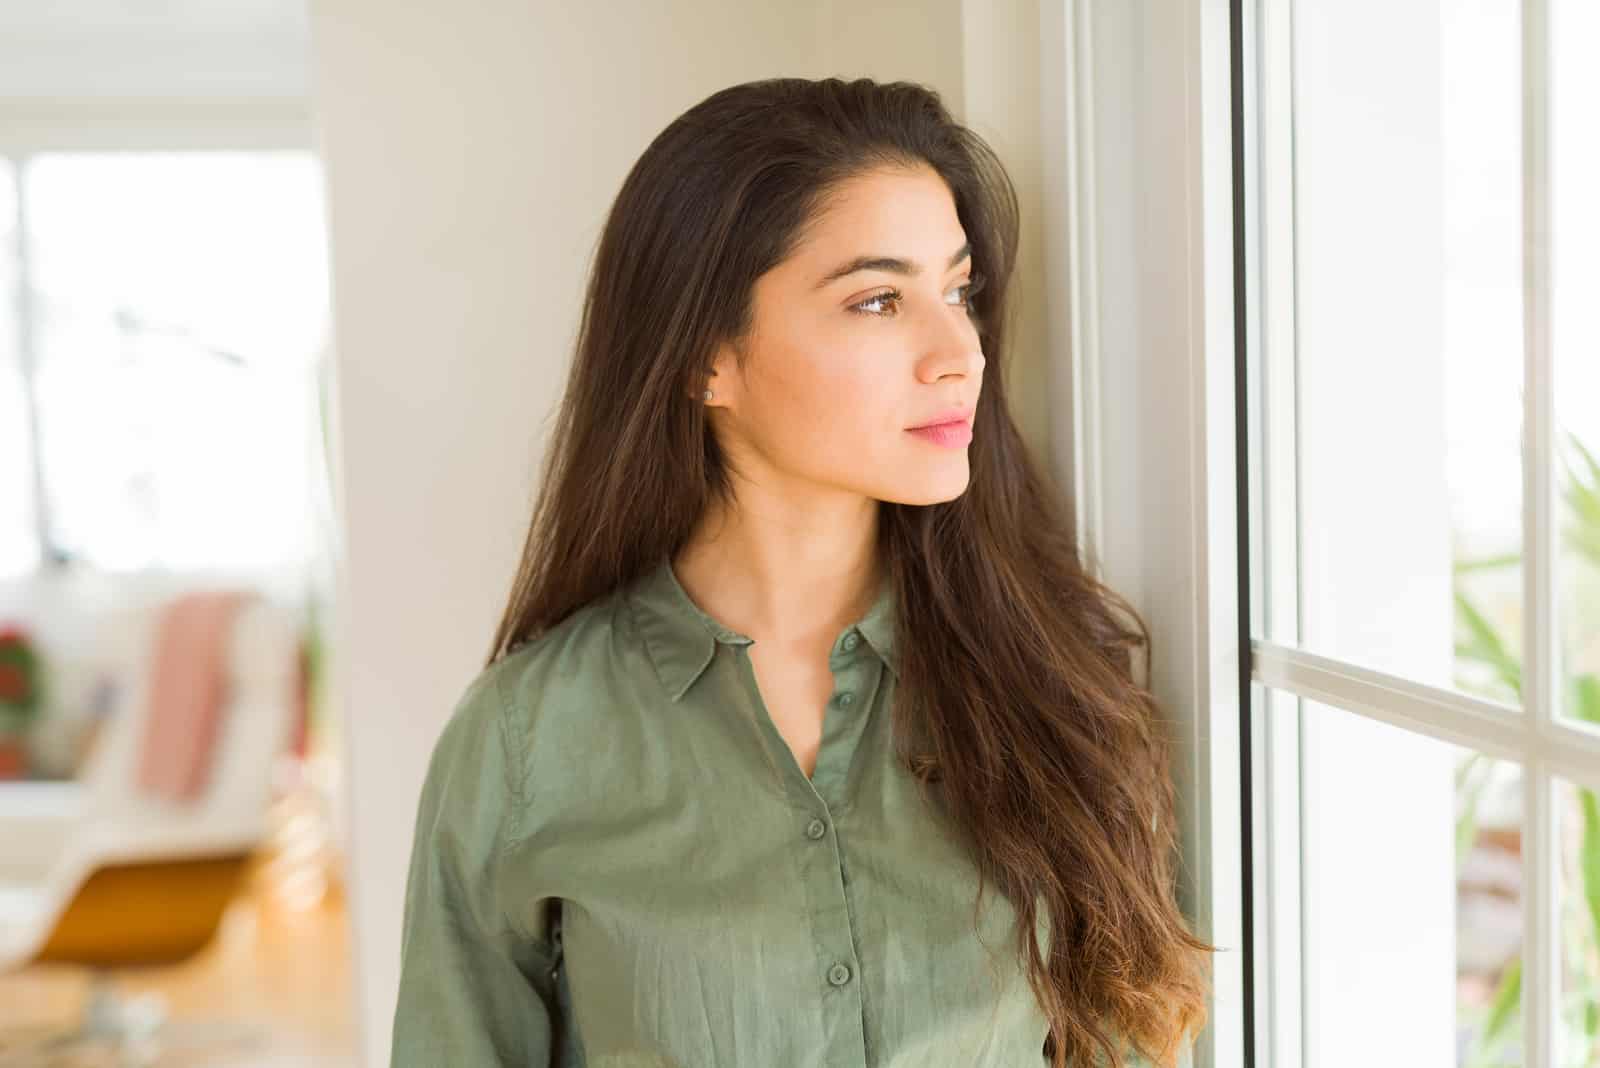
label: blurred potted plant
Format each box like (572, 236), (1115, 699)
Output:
(1454, 429), (1600, 1066)
(0, 623), (47, 779)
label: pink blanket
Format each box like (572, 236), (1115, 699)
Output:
(135, 590), (255, 802)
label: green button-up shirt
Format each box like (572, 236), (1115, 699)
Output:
(391, 555), (1162, 1066)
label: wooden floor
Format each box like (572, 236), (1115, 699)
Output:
(0, 844), (359, 1067)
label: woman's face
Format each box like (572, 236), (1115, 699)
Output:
(705, 163), (986, 507)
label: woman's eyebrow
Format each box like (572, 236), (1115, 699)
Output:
(813, 241), (971, 289)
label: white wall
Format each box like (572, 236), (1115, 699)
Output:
(0, 1), (308, 100)
(307, 3), (1052, 1063)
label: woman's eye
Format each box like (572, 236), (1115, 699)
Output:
(847, 273), (986, 318)
(848, 289), (901, 316)
(956, 272), (987, 310)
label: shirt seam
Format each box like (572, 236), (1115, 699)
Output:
(490, 660), (547, 953)
(491, 662), (528, 857)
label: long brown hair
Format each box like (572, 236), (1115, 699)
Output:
(486, 75), (1215, 1068)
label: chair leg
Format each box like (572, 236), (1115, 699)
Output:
(84, 971), (167, 1040)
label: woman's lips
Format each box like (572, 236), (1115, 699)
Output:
(906, 420), (973, 448)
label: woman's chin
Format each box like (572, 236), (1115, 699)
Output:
(878, 465), (972, 507)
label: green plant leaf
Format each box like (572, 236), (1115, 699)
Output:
(1453, 591), (1522, 700)
(1480, 954), (1522, 1049)
(1562, 431), (1600, 512)
(1455, 751), (1484, 792)
(1562, 431), (1600, 568)
(1581, 788), (1600, 958)
(1456, 763), (1494, 866)
(1573, 674), (1600, 728)
(1453, 552), (1524, 575)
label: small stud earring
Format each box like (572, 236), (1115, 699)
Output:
(703, 389), (714, 401)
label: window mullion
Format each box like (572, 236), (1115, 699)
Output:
(1520, 0), (1560, 1061)
(11, 151), (54, 566)
(1250, 0), (1305, 1064)
(1253, 640), (1600, 794)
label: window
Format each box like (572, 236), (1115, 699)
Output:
(1, 149), (332, 582)
(1241, 0), (1600, 1064)
(1055, 1), (1598, 1064)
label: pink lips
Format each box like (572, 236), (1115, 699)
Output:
(906, 419), (973, 448)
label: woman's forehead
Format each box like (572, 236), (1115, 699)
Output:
(785, 172), (969, 288)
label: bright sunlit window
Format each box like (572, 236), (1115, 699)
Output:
(1, 150), (331, 579)
(1244, 0), (1600, 1064)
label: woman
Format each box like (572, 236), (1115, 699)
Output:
(391, 76), (1214, 1068)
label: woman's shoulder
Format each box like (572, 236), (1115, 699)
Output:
(464, 585), (644, 758)
(447, 587), (655, 824)
(485, 587), (633, 699)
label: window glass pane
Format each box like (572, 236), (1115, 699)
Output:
(1286, 0), (1524, 706)
(1552, 0), (1600, 735)
(24, 151), (329, 574)
(1296, 696), (1523, 1065)
(0, 157), (39, 576)
(1557, 775), (1600, 1066)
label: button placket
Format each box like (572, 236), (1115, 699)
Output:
(808, 648), (887, 810)
(678, 591), (874, 1061)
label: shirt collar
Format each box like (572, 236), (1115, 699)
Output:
(625, 555), (898, 702)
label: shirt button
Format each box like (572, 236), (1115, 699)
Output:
(827, 962), (852, 986)
(834, 691), (855, 708)
(805, 817), (827, 840)
(842, 632), (860, 651)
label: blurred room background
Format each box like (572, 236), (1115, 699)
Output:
(0, 2), (350, 1065)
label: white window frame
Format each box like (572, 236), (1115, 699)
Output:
(1040, 2), (1245, 1067)
(1043, 1), (1598, 1065)
(1243, 0), (1589, 1063)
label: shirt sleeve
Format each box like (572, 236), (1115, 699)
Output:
(390, 666), (562, 1066)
